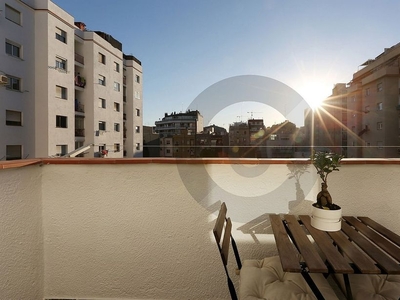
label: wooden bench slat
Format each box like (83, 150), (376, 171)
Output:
(357, 216), (400, 248)
(269, 214), (302, 272)
(299, 215), (354, 273)
(284, 215), (328, 273)
(328, 223), (381, 274)
(340, 220), (400, 274)
(344, 216), (400, 262)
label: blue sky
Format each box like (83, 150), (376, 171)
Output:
(52, 0), (400, 128)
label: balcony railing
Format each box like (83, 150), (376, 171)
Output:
(75, 128), (85, 137)
(1, 159), (399, 299)
(74, 52), (84, 65)
(75, 102), (84, 113)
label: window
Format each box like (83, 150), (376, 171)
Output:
(114, 102), (120, 112)
(270, 134), (277, 141)
(5, 40), (20, 58)
(55, 27), (67, 43)
(377, 82), (383, 92)
(114, 143), (120, 152)
(99, 121), (106, 131)
(114, 123), (120, 132)
(365, 105), (370, 113)
(135, 91), (140, 99)
(98, 74), (106, 86)
(377, 141), (383, 150)
(114, 62), (120, 72)
(56, 85), (67, 99)
(99, 98), (106, 108)
(6, 145), (22, 160)
(377, 102), (383, 110)
(56, 145), (68, 156)
(377, 122), (383, 130)
(99, 144), (106, 152)
(365, 88), (370, 96)
(5, 5), (21, 25)
(136, 75), (140, 83)
(98, 52), (106, 64)
(136, 108), (140, 116)
(6, 76), (20, 91)
(135, 126), (140, 133)
(55, 57), (67, 71)
(136, 143), (140, 150)
(6, 110), (22, 126)
(56, 115), (67, 128)
(114, 82), (120, 91)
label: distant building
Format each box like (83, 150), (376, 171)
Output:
(229, 122), (249, 157)
(196, 125), (228, 157)
(143, 126), (159, 157)
(265, 121), (297, 158)
(155, 110), (203, 157)
(1, 0), (143, 159)
(248, 119), (267, 157)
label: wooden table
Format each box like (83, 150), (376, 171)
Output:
(269, 214), (400, 300)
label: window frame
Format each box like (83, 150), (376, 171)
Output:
(5, 40), (21, 58)
(55, 27), (67, 43)
(98, 74), (106, 86)
(6, 145), (22, 160)
(6, 110), (22, 126)
(55, 56), (67, 71)
(114, 123), (120, 132)
(56, 85), (67, 99)
(56, 115), (68, 128)
(6, 75), (21, 91)
(114, 102), (120, 112)
(114, 62), (120, 72)
(377, 122), (383, 130)
(5, 4), (21, 25)
(99, 121), (106, 131)
(98, 52), (106, 64)
(99, 98), (106, 108)
(114, 81), (120, 92)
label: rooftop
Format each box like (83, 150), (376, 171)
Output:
(1, 158), (399, 299)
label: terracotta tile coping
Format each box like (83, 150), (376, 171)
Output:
(1, 157), (400, 170)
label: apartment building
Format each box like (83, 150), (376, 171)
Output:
(0, 0), (143, 159)
(155, 110), (203, 157)
(311, 43), (400, 158)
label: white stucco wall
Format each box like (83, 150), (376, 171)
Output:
(39, 161), (400, 299)
(0, 166), (43, 300)
(1, 160), (400, 299)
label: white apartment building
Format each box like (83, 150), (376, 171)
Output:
(0, 0), (143, 159)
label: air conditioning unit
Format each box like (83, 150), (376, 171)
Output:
(0, 75), (8, 85)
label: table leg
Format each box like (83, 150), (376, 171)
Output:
(301, 271), (325, 300)
(343, 274), (353, 300)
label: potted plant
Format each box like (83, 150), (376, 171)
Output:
(310, 151), (344, 231)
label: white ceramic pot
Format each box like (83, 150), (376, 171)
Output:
(311, 206), (342, 231)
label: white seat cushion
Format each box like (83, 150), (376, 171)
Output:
(335, 274), (400, 300)
(239, 256), (338, 300)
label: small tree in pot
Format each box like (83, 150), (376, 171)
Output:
(311, 151), (343, 210)
(310, 151), (344, 231)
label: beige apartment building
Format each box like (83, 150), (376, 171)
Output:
(310, 42), (400, 158)
(1, 0), (143, 159)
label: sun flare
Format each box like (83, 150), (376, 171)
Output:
(298, 81), (332, 110)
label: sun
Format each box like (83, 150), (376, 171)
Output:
(298, 80), (332, 110)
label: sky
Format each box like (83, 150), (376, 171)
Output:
(52, 0), (400, 129)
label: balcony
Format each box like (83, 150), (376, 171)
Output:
(75, 128), (85, 137)
(74, 52), (84, 65)
(1, 158), (399, 299)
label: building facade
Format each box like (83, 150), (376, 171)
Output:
(155, 110), (203, 158)
(0, 0), (143, 159)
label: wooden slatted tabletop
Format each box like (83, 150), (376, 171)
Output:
(269, 214), (400, 275)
